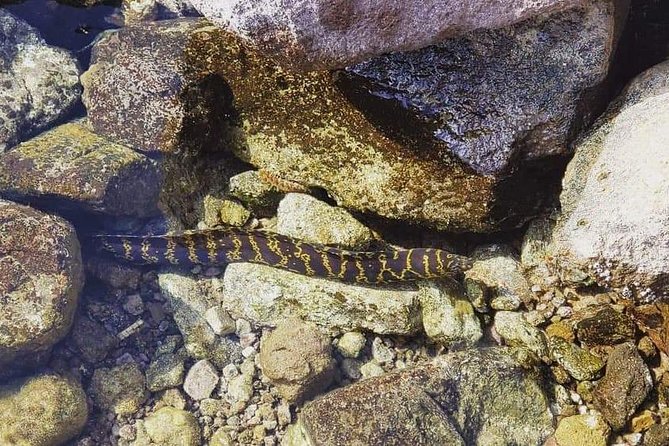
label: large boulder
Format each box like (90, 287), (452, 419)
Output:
(0, 10), (80, 152)
(546, 60), (669, 299)
(284, 348), (553, 445)
(189, 0), (589, 71)
(0, 122), (161, 217)
(0, 374), (88, 446)
(0, 200), (83, 380)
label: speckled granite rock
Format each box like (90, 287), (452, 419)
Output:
(220, 263), (422, 335)
(548, 60), (669, 300)
(593, 342), (652, 430)
(158, 273), (243, 367)
(90, 362), (147, 415)
(494, 311), (549, 358)
(0, 122), (161, 217)
(344, 0), (625, 177)
(189, 0), (588, 71)
(276, 193), (375, 249)
(80, 20), (245, 226)
(0, 374), (88, 446)
(0, 10), (81, 152)
(0, 200), (83, 380)
(419, 280), (482, 346)
(259, 318), (335, 403)
(286, 347), (553, 445)
(228, 170), (284, 217)
(576, 306), (636, 345)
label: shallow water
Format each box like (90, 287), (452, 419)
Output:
(2, 0), (119, 65)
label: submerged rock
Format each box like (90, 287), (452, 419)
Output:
(0, 10), (81, 152)
(0, 200), (83, 380)
(189, 0), (588, 71)
(140, 406), (201, 446)
(259, 318), (335, 403)
(554, 413), (610, 446)
(89, 362), (147, 415)
(0, 122), (161, 217)
(548, 60), (669, 300)
(287, 347), (553, 445)
(593, 342), (652, 430)
(0, 374), (88, 446)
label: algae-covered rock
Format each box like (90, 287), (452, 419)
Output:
(0, 122), (161, 217)
(291, 347), (553, 445)
(0, 374), (88, 446)
(549, 336), (605, 381)
(0, 200), (83, 379)
(142, 407), (202, 446)
(90, 362), (147, 415)
(276, 193), (375, 249)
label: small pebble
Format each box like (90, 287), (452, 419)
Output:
(183, 360), (220, 400)
(360, 361), (385, 378)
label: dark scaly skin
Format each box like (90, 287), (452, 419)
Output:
(91, 228), (472, 284)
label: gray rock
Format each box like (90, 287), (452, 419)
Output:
(0, 122), (161, 217)
(644, 424), (669, 446)
(204, 307), (236, 336)
(183, 359), (219, 400)
(158, 273), (243, 368)
(494, 311), (549, 358)
(290, 347), (553, 445)
(0, 374), (88, 446)
(142, 407), (201, 446)
(345, 0), (625, 176)
(548, 60), (669, 300)
(0, 10), (81, 152)
(259, 318), (335, 403)
(336, 332), (366, 359)
(465, 245), (533, 312)
(190, 0), (588, 71)
(549, 336), (605, 381)
(419, 280), (482, 346)
(146, 353), (186, 392)
(90, 363), (147, 415)
(276, 193), (375, 249)
(0, 200), (83, 380)
(593, 342), (652, 430)
(70, 315), (118, 363)
(359, 361), (385, 379)
(220, 263), (423, 336)
(225, 360), (254, 406)
(228, 170), (284, 217)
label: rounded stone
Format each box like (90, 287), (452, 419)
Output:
(259, 318), (335, 403)
(336, 332), (366, 358)
(143, 407), (202, 446)
(0, 374), (88, 446)
(0, 200), (83, 379)
(90, 362), (147, 415)
(554, 413), (610, 446)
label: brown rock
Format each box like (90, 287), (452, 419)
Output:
(189, 0), (589, 71)
(576, 306), (636, 345)
(0, 200), (83, 380)
(258, 318), (335, 403)
(593, 342), (652, 430)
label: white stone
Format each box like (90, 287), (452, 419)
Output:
(205, 307), (236, 336)
(183, 360), (219, 400)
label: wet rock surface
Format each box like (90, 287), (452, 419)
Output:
(344, 0), (623, 177)
(0, 9), (81, 152)
(0, 122), (161, 217)
(0, 200), (83, 379)
(189, 0), (588, 71)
